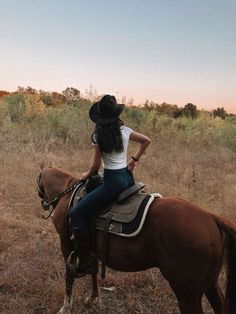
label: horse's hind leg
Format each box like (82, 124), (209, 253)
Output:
(58, 266), (75, 314)
(174, 290), (203, 314)
(205, 282), (224, 314)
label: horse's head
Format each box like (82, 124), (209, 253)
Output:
(36, 165), (80, 235)
(36, 165), (78, 211)
(36, 164), (52, 210)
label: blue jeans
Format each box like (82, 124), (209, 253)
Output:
(69, 167), (134, 230)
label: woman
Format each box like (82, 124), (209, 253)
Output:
(69, 94), (151, 276)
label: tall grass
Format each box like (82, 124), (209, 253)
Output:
(1, 96), (235, 152)
(0, 97), (235, 215)
(0, 96), (236, 313)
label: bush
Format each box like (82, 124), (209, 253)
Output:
(34, 104), (92, 147)
(0, 93), (235, 155)
(123, 107), (147, 129)
(3, 94), (26, 122)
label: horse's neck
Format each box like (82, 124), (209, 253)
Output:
(45, 170), (75, 199)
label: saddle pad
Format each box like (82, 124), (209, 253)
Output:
(68, 182), (163, 237)
(96, 193), (161, 237)
(68, 184), (147, 223)
(97, 192), (147, 223)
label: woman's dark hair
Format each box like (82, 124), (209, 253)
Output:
(93, 119), (124, 153)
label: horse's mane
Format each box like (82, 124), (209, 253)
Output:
(40, 166), (79, 188)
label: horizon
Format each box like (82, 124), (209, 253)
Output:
(1, 1), (235, 114)
(2, 85), (235, 115)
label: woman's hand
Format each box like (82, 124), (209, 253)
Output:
(128, 159), (136, 172)
(80, 172), (89, 181)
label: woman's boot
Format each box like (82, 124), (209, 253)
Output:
(68, 229), (96, 277)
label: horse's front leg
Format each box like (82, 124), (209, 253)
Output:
(58, 266), (75, 314)
(84, 261), (101, 307)
(84, 256), (101, 306)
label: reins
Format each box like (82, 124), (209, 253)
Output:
(41, 182), (81, 219)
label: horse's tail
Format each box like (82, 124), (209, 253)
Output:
(212, 214), (236, 314)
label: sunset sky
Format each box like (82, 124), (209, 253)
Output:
(0, 0), (235, 113)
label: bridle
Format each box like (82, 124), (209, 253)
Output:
(36, 171), (83, 219)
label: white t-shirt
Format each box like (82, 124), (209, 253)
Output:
(92, 126), (133, 170)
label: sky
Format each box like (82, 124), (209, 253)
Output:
(0, 0), (235, 113)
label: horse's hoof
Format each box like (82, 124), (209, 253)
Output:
(58, 296), (73, 314)
(58, 308), (71, 314)
(84, 296), (101, 307)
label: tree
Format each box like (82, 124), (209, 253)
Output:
(24, 93), (45, 120)
(17, 86), (26, 94)
(0, 90), (10, 98)
(213, 107), (227, 119)
(17, 86), (37, 94)
(84, 84), (99, 101)
(51, 92), (66, 107)
(127, 98), (134, 106)
(173, 108), (183, 118)
(38, 90), (53, 107)
(25, 86), (37, 94)
(62, 87), (80, 102)
(183, 103), (198, 119)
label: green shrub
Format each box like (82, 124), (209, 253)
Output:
(0, 94), (235, 154)
(123, 107), (147, 130)
(3, 94), (26, 122)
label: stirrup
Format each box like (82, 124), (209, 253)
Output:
(67, 251), (95, 278)
(67, 251), (87, 278)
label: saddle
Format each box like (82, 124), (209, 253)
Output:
(69, 174), (158, 237)
(69, 174), (162, 278)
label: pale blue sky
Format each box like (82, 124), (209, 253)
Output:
(0, 0), (235, 112)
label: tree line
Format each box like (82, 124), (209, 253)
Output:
(0, 86), (232, 120)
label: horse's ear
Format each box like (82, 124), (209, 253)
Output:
(39, 162), (45, 170)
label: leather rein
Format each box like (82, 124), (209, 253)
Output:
(36, 172), (83, 219)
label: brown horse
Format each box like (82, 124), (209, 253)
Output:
(37, 165), (236, 314)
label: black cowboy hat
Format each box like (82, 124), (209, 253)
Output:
(89, 94), (125, 125)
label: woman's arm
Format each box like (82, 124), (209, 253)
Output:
(80, 145), (102, 180)
(128, 131), (151, 171)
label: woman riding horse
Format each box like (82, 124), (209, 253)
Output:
(37, 166), (236, 313)
(69, 94), (151, 277)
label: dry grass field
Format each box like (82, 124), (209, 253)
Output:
(0, 105), (236, 313)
